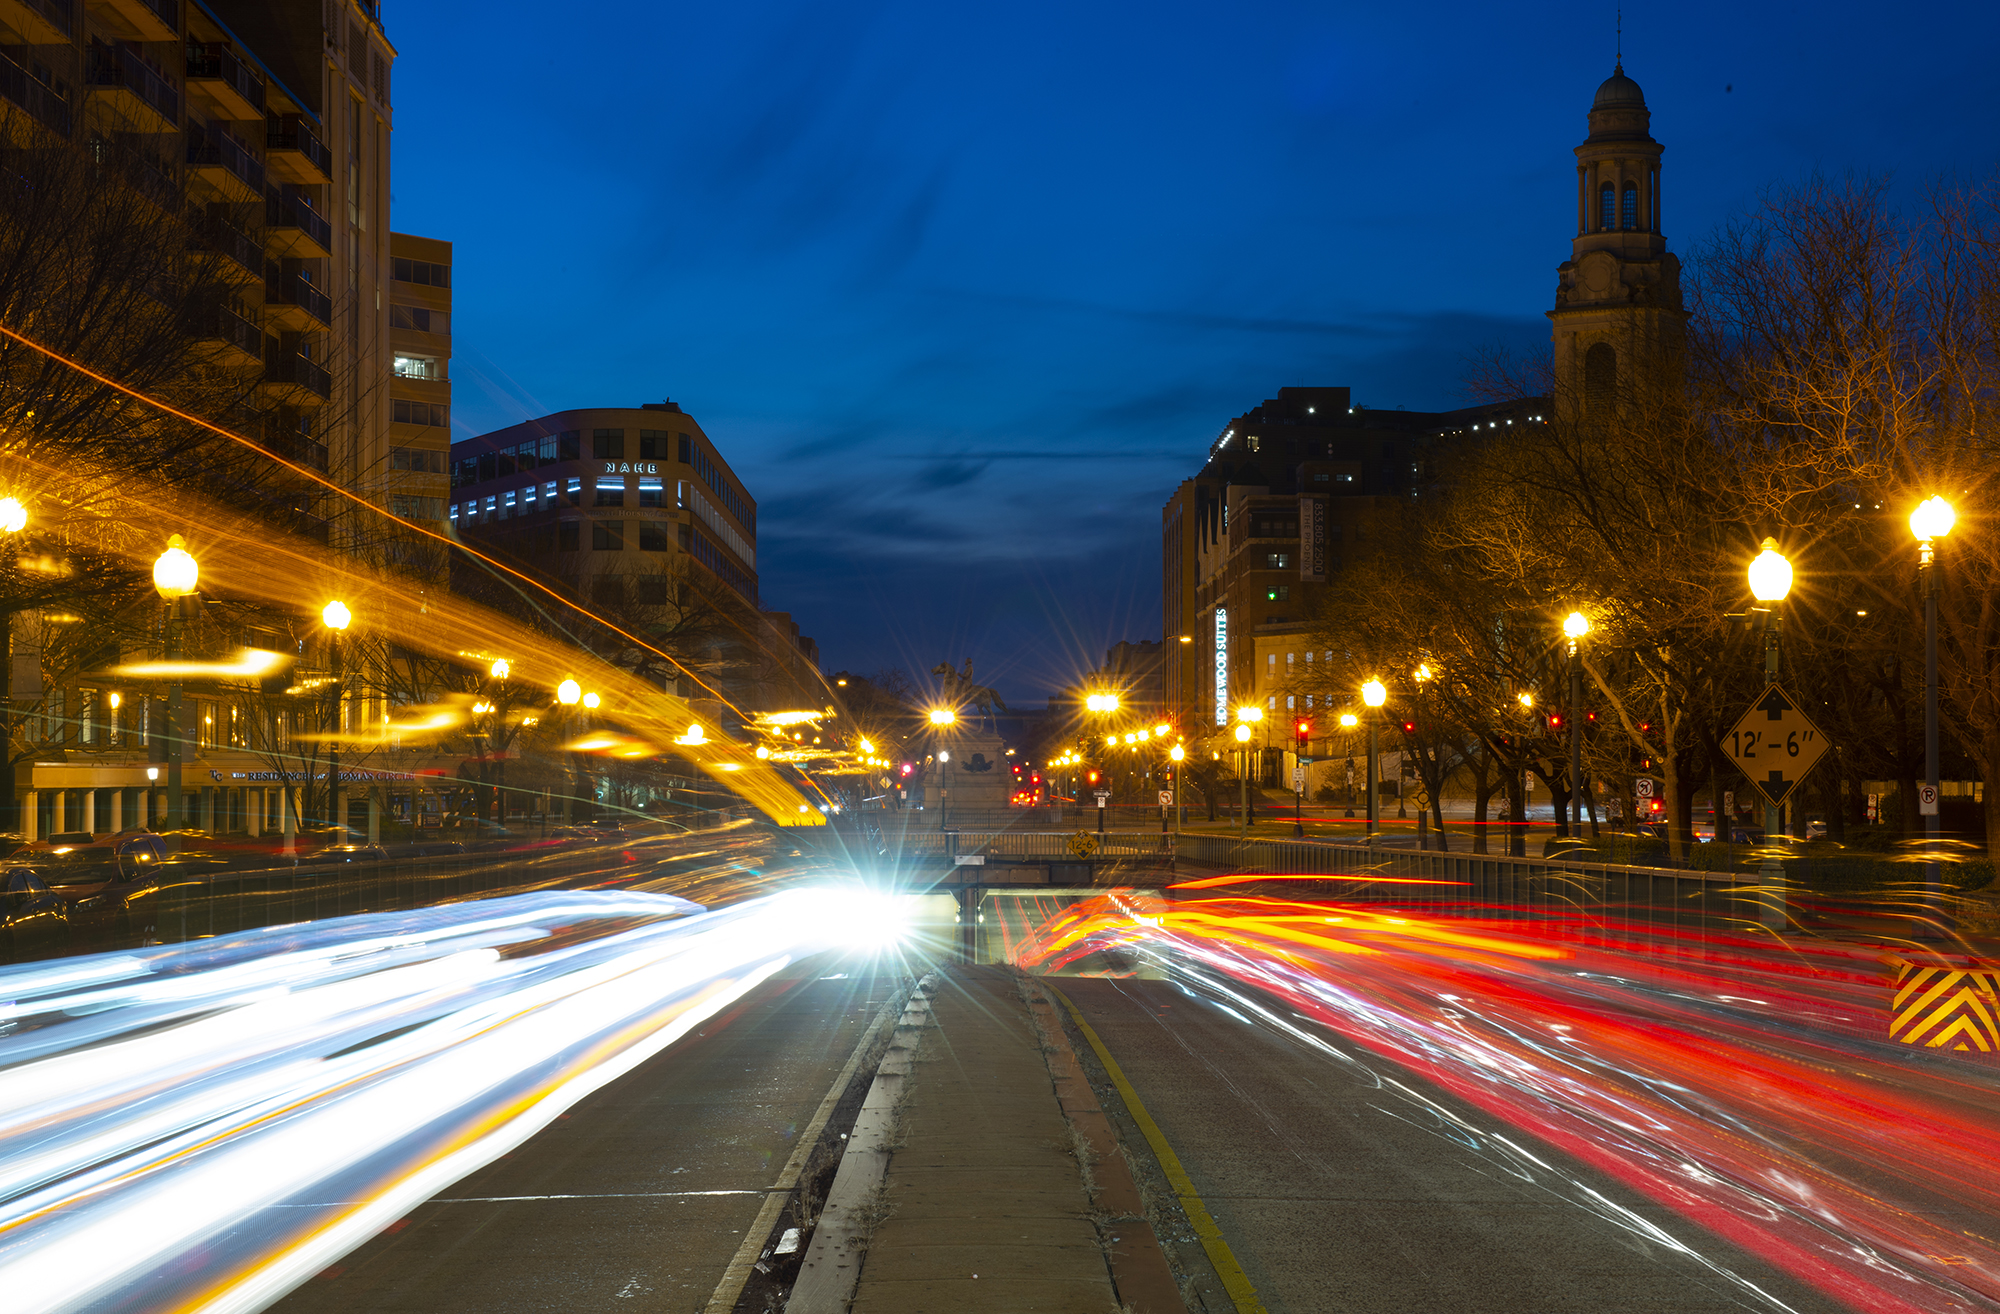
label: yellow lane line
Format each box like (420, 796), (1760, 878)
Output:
(1050, 985), (1268, 1314)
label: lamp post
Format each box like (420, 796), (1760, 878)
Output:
(1747, 537), (1793, 928)
(1339, 712), (1358, 819)
(1563, 612), (1590, 841)
(1169, 743), (1184, 841)
(929, 707), (955, 830)
(0, 498), (24, 834)
(556, 678), (581, 823)
(1911, 496), (1955, 931)
(1362, 679), (1386, 842)
(319, 601), (351, 832)
(152, 537), (199, 830)
(1234, 705), (1262, 836)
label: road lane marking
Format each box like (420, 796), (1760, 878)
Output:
(267, 1191), (764, 1206)
(702, 985), (910, 1314)
(1051, 984), (1269, 1314)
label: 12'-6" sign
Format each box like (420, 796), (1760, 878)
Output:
(1724, 684), (1830, 807)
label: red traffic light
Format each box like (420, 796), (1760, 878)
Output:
(1547, 713), (1563, 730)
(1086, 770), (1100, 784)
(1293, 717), (1313, 742)
(1399, 720), (1416, 735)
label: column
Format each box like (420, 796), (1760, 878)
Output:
(82, 789), (96, 835)
(248, 789), (262, 837)
(367, 788), (380, 844)
(20, 790), (35, 841)
(107, 788), (122, 835)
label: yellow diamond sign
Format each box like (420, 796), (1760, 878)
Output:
(1724, 684), (1830, 807)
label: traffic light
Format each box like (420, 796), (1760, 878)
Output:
(1547, 712), (1563, 731)
(1086, 769), (1100, 785)
(1294, 716), (1312, 745)
(1399, 719), (1416, 736)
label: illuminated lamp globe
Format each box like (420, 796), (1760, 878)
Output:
(0, 497), (25, 534)
(321, 600), (352, 631)
(1339, 712), (1358, 729)
(929, 708), (956, 726)
(1361, 679), (1387, 708)
(1170, 745), (1185, 762)
(582, 692), (600, 709)
(153, 535), (199, 599)
(1563, 611), (1590, 640)
(490, 658), (511, 679)
(1747, 538), (1793, 603)
(557, 679), (581, 705)
(1233, 723), (1253, 742)
(1910, 495), (1956, 542)
(1236, 705), (1263, 724)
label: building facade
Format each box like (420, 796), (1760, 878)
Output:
(384, 230), (451, 530)
(1162, 386), (1536, 739)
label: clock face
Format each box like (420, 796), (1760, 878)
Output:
(1580, 252), (1617, 299)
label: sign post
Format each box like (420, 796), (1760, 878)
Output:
(1093, 788), (1110, 834)
(1723, 683), (1831, 929)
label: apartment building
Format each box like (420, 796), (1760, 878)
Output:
(451, 404), (822, 723)
(385, 230), (450, 527)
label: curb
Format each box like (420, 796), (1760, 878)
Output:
(1021, 977), (1187, 1314)
(784, 973), (937, 1313)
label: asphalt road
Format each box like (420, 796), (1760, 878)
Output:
(1059, 976), (1852, 1314)
(269, 957), (907, 1314)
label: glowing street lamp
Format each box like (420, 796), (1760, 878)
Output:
(152, 536), (200, 829)
(581, 692), (600, 710)
(490, 658), (511, 680)
(929, 707), (956, 726)
(321, 600), (353, 832)
(1361, 680), (1387, 841)
(1562, 611), (1590, 842)
(557, 679), (581, 705)
(1748, 537), (1792, 603)
(1745, 536), (1794, 926)
(1913, 497), (1956, 929)
(0, 497), (25, 534)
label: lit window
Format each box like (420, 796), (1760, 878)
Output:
(482, 494), (496, 521)
(448, 502), (458, 523)
(392, 355), (438, 380)
(1265, 553), (1291, 569)
(544, 480), (558, 504)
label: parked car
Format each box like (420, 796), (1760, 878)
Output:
(313, 844), (391, 864)
(0, 866), (69, 963)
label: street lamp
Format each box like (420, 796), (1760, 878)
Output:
(1169, 743), (1185, 840)
(929, 708), (956, 828)
(321, 600), (351, 833)
(1339, 711), (1359, 818)
(557, 679), (581, 705)
(0, 497), (25, 535)
(153, 536), (199, 830)
(1233, 718), (1254, 837)
(1362, 679), (1386, 841)
(1564, 612), (1590, 841)
(1748, 537), (1792, 928)
(1911, 497), (1955, 929)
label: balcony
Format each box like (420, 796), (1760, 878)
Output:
(86, 43), (179, 133)
(186, 44), (263, 121)
(192, 210), (262, 283)
(97, 0), (174, 41)
(186, 121), (264, 202)
(0, 0), (72, 44)
(187, 302), (261, 370)
(264, 270), (331, 331)
(264, 187), (331, 259)
(0, 50), (71, 138)
(260, 347), (331, 407)
(260, 428), (329, 473)
(265, 115), (330, 184)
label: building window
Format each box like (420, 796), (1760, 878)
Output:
(391, 256), (450, 287)
(1266, 585), (1290, 601)
(639, 429), (669, 459)
(389, 495), (444, 521)
(1287, 695), (1295, 710)
(559, 520), (579, 551)
(638, 477), (663, 508)
(502, 489), (517, 518)
(482, 494), (496, 521)
(636, 576), (671, 604)
(565, 477), (581, 505)
(392, 399), (447, 426)
(1622, 184), (1638, 230)
(1599, 183), (1615, 231)
(639, 522), (670, 551)
(1265, 552), (1291, 569)
(590, 576), (623, 606)
(592, 520), (623, 550)
(390, 446), (441, 472)
(543, 480), (557, 505)
(592, 429), (625, 459)
(390, 304), (447, 334)
(1312, 472), (1330, 482)
(594, 477), (625, 507)
(558, 431), (581, 462)
(392, 354), (438, 380)
(448, 502), (458, 524)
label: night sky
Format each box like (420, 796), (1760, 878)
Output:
(388, 1), (1999, 707)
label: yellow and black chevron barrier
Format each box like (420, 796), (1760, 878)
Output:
(1889, 958), (2000, 1051)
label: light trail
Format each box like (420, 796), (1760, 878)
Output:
(0, 886), (910, 1313)
(1016, 894), (2000, 1314)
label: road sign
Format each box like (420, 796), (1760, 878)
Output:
(1724, 684), (1830, 807)
(1290, 767), (1306, 789)
(953, 854), (985, 866)
(1635, 778), (1653, 798)
(1158, 790), (1172, 807)
(1920, 784), (1940, 816)
(1093, 790), (1111, 807)
(1889, 957), (2000, 1051)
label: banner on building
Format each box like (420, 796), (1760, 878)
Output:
(1299, 496), (1327, 582)
(1213, 607), (1229, 727)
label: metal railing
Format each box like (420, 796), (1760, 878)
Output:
(195, 211), (263, 273)
(185, 43), (262, 115)
(0, 49), (71, 136)
(187, 121), (266, 194)
(267, 116), (331, 177)
(12, 0), (72, 38)
(189, 301), (259, 356)
(265, 271), (332, 326)
(88, 43), (180, 124)
(264, 348), (331, 398)
(266, 188), (333, 251)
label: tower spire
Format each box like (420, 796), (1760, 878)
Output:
(1615, 8), (1623, 71)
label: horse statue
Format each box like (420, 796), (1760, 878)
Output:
(932, 659), (1010, 732)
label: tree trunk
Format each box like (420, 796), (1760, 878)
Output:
(1503, 766), (1526, 857)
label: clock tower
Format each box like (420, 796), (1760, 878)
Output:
(1549, 65), (1686, 422)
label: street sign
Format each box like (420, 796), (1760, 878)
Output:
(953, 854), (985, 866)
(1724, 684), (1831, 807)
(1093, 790), (1111, 807)
(1157, 790), (1172, 807)
(1291, 767), (1306, 789)
(1635, 778), (1654, 798)
(1920, 784), (1940, 816)
(1867, 793), (1880, 822)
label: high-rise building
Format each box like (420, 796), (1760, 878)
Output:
(1161, 387), (1536, 744)
(385, 231), (451, 529)
(450, 404), (821, 723)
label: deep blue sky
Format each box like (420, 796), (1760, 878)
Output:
(387, 1), (1999, 707)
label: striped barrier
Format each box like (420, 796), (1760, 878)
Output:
(1889, 958), (2000, 1051)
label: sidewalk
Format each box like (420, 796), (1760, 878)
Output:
(845, 966), (1181, 1314)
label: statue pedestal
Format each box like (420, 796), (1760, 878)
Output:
(934, 731), (1010, 815)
